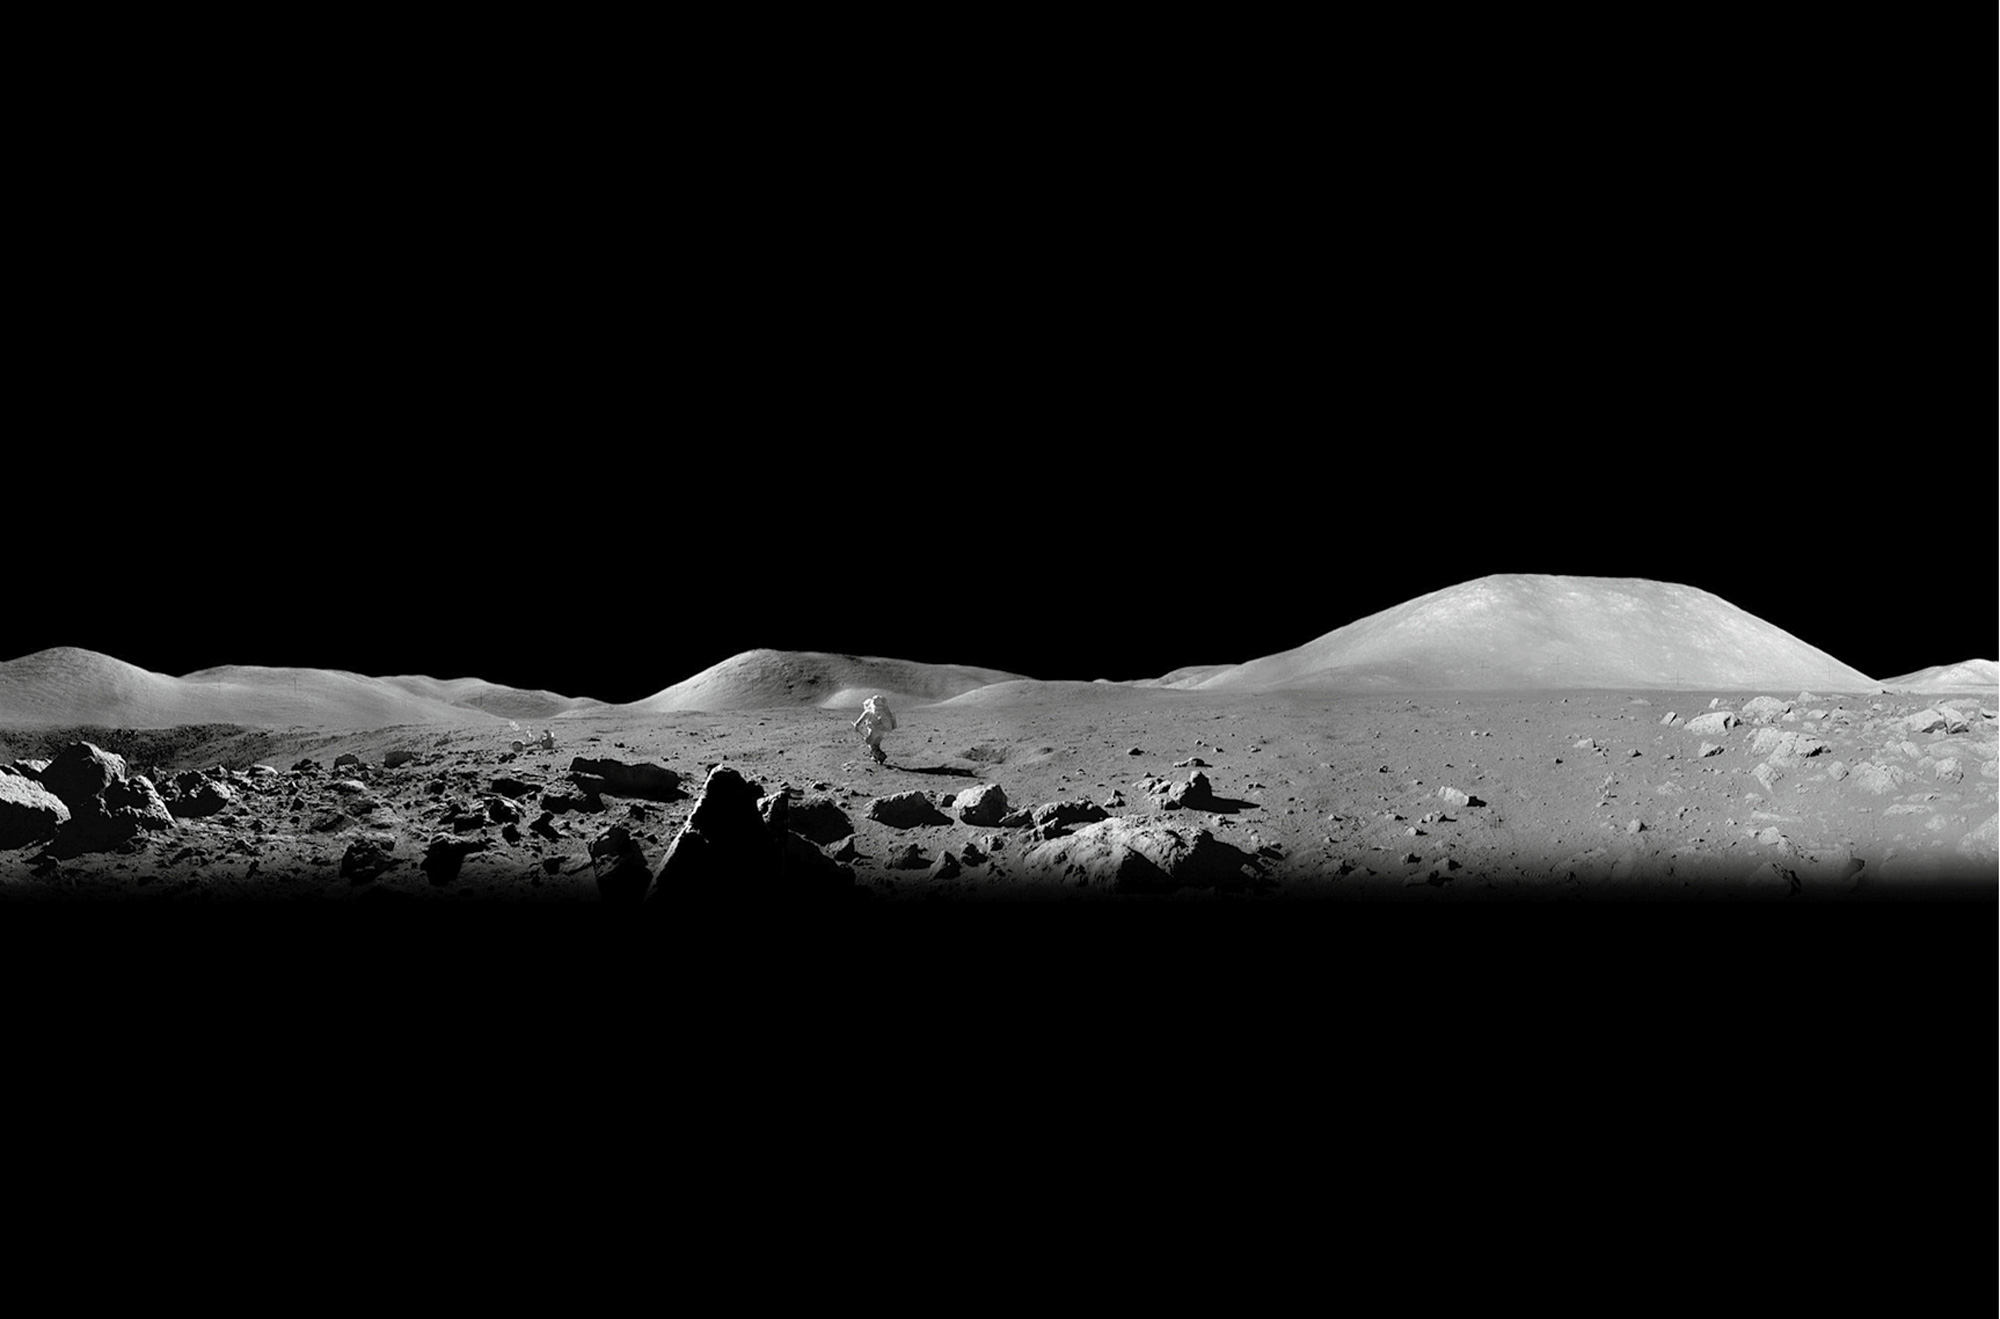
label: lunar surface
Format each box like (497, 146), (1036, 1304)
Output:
(2, 576), (1992, 906)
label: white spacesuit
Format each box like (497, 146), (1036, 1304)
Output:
(852, 696), (897, 763)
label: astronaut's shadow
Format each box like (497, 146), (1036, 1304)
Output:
(887, 763), (981, 779)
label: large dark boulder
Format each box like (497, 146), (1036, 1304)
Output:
(49, 775), (176, 858)
(570, 757), (683, 802)
(591, 824), (652, 908)
(650, 766), (850, 907)
(651, 766), (778, 900)
(40, 743), (130, 814)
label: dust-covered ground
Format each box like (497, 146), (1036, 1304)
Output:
(2, 686), (1992, 906)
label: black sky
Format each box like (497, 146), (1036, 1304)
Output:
(18, 21), (1990, 705)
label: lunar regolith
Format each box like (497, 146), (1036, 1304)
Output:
(2, 575), (1993, 903)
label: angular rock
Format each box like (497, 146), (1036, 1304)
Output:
(1436, 786), (1482, 808)
(1697, 742), (1724, 758)
(339, 838), (398, 883)
(169, 779), (234, 819)
(0, 775), (70, 849)
(40, 743), (130, 814)
(651, 765), (844, 904)
(1032, 799), (1111, 830)
(421, 835), (487, 886)
(885, 844), (929, 871)
(1933, 757), (1963, 783)
(1959, 814), (1999, 861)
(868, 791), (951, 829)
(569, 757), (683, 802)
(1741, 696), (1792, 724)
(1025, 816), (1264, 894)
(384, 749), (418, 769)
(952, 783), (1010, 827)
(590, 824), (653, 908)
(1849, 762), (1905, 795)
(1826, 760), (1849, 782)
(1685, 712), (1737, 736)
(931, 852), (962, 881)
(542, 785), (604, 815)
(1660, 712), (1680, 726)
(1903, 709), (1950, 735)
(784, 795), (855, 846)
(334, 754), (363, 770)
(491, 776), (539, 799)
(1162, 771), (1216, 811)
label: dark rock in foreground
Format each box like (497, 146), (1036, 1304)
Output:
(649, 765), (850, 907)
(591, 824), (652, 908)
(421, 835), (487, 886)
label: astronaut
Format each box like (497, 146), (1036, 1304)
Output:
(852, 695), (897, 764)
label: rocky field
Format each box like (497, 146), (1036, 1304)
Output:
(0, 685), (1992, 906)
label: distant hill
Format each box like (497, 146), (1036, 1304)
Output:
(1878, 659), (1998, 692)
(619, 649), (1027, 713)
(1194, 574), (1878, 694)
(0, 648), (588, 729)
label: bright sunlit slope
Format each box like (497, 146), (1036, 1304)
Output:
(617, 649), (1029, 713)
(1878, 659), (1999, 692)
(1195, 574), (1878, 693)
(0, 648), (572, 728)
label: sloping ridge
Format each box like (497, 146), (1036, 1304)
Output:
(621, 649), (1028, 713)
(0, 648), (584, 728)
(1879, 659), (1999, 692)
(1196, 574), (1877, 693)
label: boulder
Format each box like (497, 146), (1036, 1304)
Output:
(0, 775), (70, 850)
(50, 775), (176, 858)
(1659, 712), (1680, 727)
(1698, 742), (1724, 759)
(542, 785), (603, 815)
(867, 791), (951, 829)
(421, 835), (487, 886)
(650, 765), (844, 904)
(569, 757), (682, 802)
(384, 750), (419, 769)
(1933, 757), (1964, 783)
(1437, 786), (1484, 808)
(784, 795), (855, 846)
(1849, 762), (1905, 795)
(885, 844), (930, 870)
(169, 779), (233, 819)
(339, 838), (398, 883)
(1959, 814), (1999, 862)
(1160, 771), (1216, 811)
(1685, 712), (1737, 736)
(952, 783), (1010, 827)
(590, 825), (653, 908)
(1903, 709), (1950, 735)
(491, 776), (538, 799)
(39, 742), (130, 814)
(1024, 817), (1265, 894)
(1741, 696), (1792, 724)
(334, 753), (363, 770)
(931, 852), (963, 881)
(1032, 799), (1111, 830)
